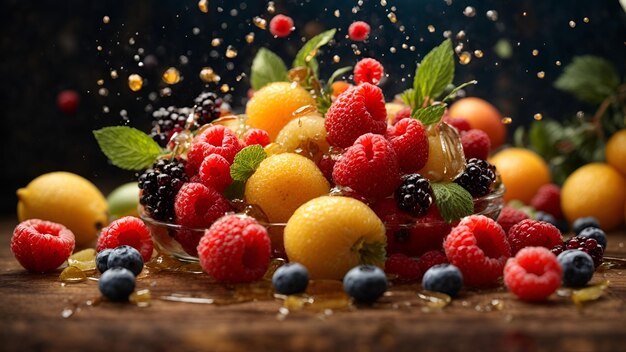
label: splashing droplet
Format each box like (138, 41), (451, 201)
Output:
(334, 9), (340, 17)
(198, 0), (208, 13)
(128, 74), (143, 92)
(459, 51), (472, 65)
(102, 16), (110, 24)
(569, 20), (576, 28)
(486, 10), (498, 21)
(267, 1), (275, 14)
(474, 50), (484, 58)
(225, 46), (238, 59)
(245, 32), (255, 44)
(387, 12), (397, 23)
(220, 84), (230, 93)
(556, 60), (562, 66)
(502, 117), (513, 124)
(536, 71), (545, 79)
(456, 30), (465, 39)
(253, 17), (267, 30)
(532, 49), (539, 56)
(162, 67), (181, 85)
(333, 55), (340, 63)
(110, 70), (118, 79)
(583, 17), (590, 23)
(427, 25), (436, 33)
(463, 6), (476, 17)
(533, 113), (543, 121)
(199, 67), (221, 83)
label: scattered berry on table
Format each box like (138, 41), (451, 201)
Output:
(394, 174), (433, 215)
(460, 129), (491, 160)
(535, 211), (568, 234)
(269, 14), (294, 37)
(106, 245), (144, 276)
(97, 216), (154, 262)
(551, 236), (604, 268)
(138, 158), (188, 222)
(422, 264), (463, 297)
(343, 265), (388, 304)
(444, 215), (511, 287)
(530, 184), (563, 219)
(332, 133), (401, 200)
(354, 58), (384, 85)
(96, 248), (113, 274)
(443, 116), (471, 133)
(149, 106), (190, 147)
(557, 250), (595, 287)
(197, 215), (271, 283)
(385, 253), (422, 281)
(193, 91), (223, 125)
(272, 263), (310, 295)
(243, 128), (270, 147)
(198, 154), (233, 192)
(572, 216), (601, 236)
(417, 250), (449, 275)
(386, 118), (429, 173)
(504, 247), (562, 301)
(186, 125), (244, 175)
(577, 227), (607, 249)
(348, 21), (371, 41)
(98, 267), (136, 302)
(325, 83), (387, 148)
(11, 219), (75, 273)
(454, 158), (497, 197)
(174, 182), (233, 228)
(507, 219), (563, 255)
(496, 206), (529, 234)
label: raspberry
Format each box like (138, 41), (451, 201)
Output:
(354, 58), (384, 85)
(197, 215), (271, 283)
(454, 158), (497, 197)
(317, 152), (340, 185)
(530, 184), (563, 219)
(394, 174), (433, 215)
(198, 154), (232, 192)
(417, 250), (449, 275)
(57, 90), (80, 115)
(11, 219), (75, 273)
(139, 158), (189, 222)
(269, 14), (294, 38)
(504, 247), (562, 301)
(507, 219), (563, 255)
(410, 206), (453, 256)
(386, 118), (429, 173)
(385, 253), (421, 281)
(243, 128), (270, 147)
(174, 229), (204, 257)
(149, 106), (190, 147)
(392, 106), (412, 125)
(332, 133), (401, 199)
(461, 129), (491, 160)
(443, 215), (511, 287)
(96, 216), (154, 262)
(186, 125), (244, 175)
(348, 21), (370, 41)
(174, 182), (233, 228)
(371, 198), (415, 256)
(443, 116), (471, 133)
(551, 236), (604, 268)
(496, 206), (529, 234)
(193, 91), (223, 125)
(325, 83), (387, 148)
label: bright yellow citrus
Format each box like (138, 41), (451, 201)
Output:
(489, 148), (551, 204)
(245, 82), (316, 141)
(275, 114), (329, 163)
(17, 172), (109, 247)
(606, 129), (626, 177)
(561, 163), (626, 231)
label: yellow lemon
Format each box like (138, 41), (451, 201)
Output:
(17, 172), (109, 247)
(275, 114), (329, 163)
(606, 129), (626, 177)
(489, 148), (551, 204)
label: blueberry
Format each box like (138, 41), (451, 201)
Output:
(96, 248), (113, 273)
(98, 267), (136, 302)
(343, 265), (388, 304)
(272, 263), (309, 295)
(422, 264), (463, 297)
(578, 227), (607, 249)
(557, 250), (594, 287)
(572, 217), (600, 235)
(106, 245), (144, 276)
(535, 211), (568, 234)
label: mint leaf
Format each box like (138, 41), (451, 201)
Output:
(250, 48), (288, 90)
(224, 180), (245, 200)
(554, 56), (620, 104)
(412, 104), (446, 126)
(442, 80), (478, 102)
(327, 66), (352, 86)
(400, 88), (416, 107)
(293, 29), (336, 70)
(93, 127), (163, 170)
(413, 39), (454, 108)
(230, 145), (267, 182)
(431, 182), (474, 223)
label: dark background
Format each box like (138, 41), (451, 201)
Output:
(1, 0), (625, 215)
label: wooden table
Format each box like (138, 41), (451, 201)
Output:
(1, 218), (625, 352)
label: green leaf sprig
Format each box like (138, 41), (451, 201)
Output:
(93, 127), (164, 170)
(430, 182), (474, 223)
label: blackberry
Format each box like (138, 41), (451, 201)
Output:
(454, 158), (496, 197)
(149, 106), (192, 147)
(194, 91), (223, 125)
(551, 236), (604, 269)
(138, 158), (188, 222)
(394, 174), (433, 215)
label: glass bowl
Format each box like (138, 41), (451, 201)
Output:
(140, 184), (505, 262)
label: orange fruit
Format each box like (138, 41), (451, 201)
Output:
(284, 196), (386, 280)
(245, 82), (316, 141)
(606, 129), (626, 177)
(489, 148), (551, 204)
(561, 163), (626, 231)
(448, 97), (506, 149)
(331, 81), (351, 97)
(275, 114), (329, 163)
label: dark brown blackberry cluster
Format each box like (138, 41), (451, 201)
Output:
(194, 91), (223, 125)
(149, 107), (193, 147)
(138, 158), (188, 222)
(551, 236), (604, 269)
(454, 158), (497, 197)
(394, 174), (433, 215)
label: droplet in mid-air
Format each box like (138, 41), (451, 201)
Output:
(198, 0), (208, 13)
(162, 67), (181, 85)
(225, 46), (238, 59)
(102, 16), (110, 24)
(220, 84), (230, 93)
(474, 50), (484, 58)
(534, 113), (543, 121)
(211, 38), (222, 47)
(110, 70), (118, 79)
(253, 17), (267, 30)
(245, 32), (255, 44)
(333, 55), (340, 63)
(532, 49), (539, 56)
(459, 52), (472, 65)
(267, 1), (275, 14)
(463, 6), (476, 17)
(128, 74), (143, 92)
(502, 117), (513, 124)
(583, 17), (590, 23)
(387, 12), (397, 23)
(428, 25), (436, 33)
(486, 10), (498, 21)
(199, 67), (221, 83)
(537, 71), (545, 79)
(569, 20), (576, 28)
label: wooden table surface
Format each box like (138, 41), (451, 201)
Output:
(1, 218), (625, 352)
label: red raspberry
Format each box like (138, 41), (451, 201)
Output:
(409, 206), (454, 256)
(243, 128), (270, 147)
(325, 83), (387, 148)
(530, 184), (563, 219)
(186, 125), (244, 175)
(332, 133), (401, 199)
(198, 154), (232, 192)
(57, 90), (80, 115)
(392, 106), (412, 125)
(97, 216), (153, 262)
(507, 219), (563, 255)
(354, 58), (384, 85)
(417, 250), (449, 275)
(174, 229), (204, 257)
(197, 215), (271, 283)
(269, 14), (294, 38)
(386, 118), (429, 173)
(317, 152), (339, 185)
(385, 253), (422, 281)
(443, 215), (511, 287)
(443, 116), (471, 132)
(504, 247), (562, 301)
(174, 182), (233, 228)
(348, 21), (370, 41)
(461, 129), (491, 160)
(497, 206), (529, 234)
(371, 198), (415, 255)
(11, 219), (75, 273)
